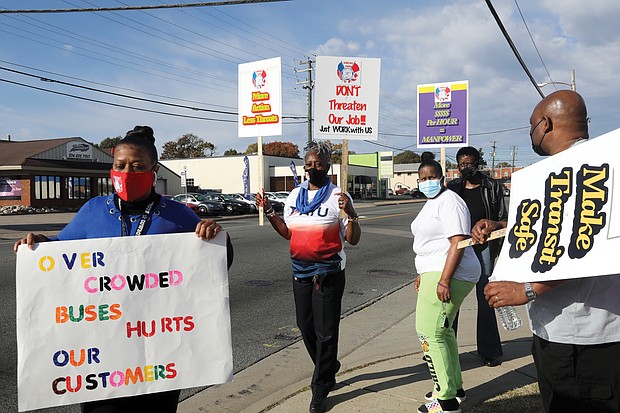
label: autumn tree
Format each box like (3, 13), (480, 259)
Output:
(244, 141), (300, 157)
(98, 136), (122, 148)
(394, 150), (421, 164)
(264, 141), (299, 157)
(496, 161), (512, 168)
(160, 133), (215, 159)
(224, 148), (240, 156)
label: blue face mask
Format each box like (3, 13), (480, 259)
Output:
(419, 178), (443, 198)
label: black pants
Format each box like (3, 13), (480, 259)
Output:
(452, 245), (502, 359)
(81, 389), (180, 413)
(532, 335), (620, 413)
(292, 270), (345, 398)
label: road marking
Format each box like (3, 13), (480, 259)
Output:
(361, 227), (413, 238)
(221, 210), (417, 231)
(357, 211), (414, 221)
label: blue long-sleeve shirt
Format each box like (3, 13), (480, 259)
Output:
(56, 194), (200, 240)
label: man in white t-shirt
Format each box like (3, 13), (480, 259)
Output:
(474, 90), (620, 412)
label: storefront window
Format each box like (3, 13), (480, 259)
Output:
(34, 176), (61, 199)
(97, 177), (113, 196)
(66, 176), (91, 200)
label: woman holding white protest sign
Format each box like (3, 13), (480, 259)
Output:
(15, 125), (233, 412)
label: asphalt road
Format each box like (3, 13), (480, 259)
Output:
(0, 201), (425, 413)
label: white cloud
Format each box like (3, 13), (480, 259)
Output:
(2, 0), (620, 164)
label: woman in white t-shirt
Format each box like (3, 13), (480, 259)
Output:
(255, 141), (361, 413)
(411, 152), (481, 413)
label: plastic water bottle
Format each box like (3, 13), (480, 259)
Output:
(496, 306), (523, 331)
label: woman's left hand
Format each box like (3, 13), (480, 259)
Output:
(336, 192), (356, 217)
(195, 220), (221, 240)
(414, 275), (421, 292)
(436, 281), (451, 302)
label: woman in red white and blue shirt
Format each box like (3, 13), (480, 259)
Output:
(256, 141), (361, 413)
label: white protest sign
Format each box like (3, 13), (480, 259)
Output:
(492, 128), (620, 282)
(314, 56), (381, 141)
(238, 57), (282, 138)
(16, 232), (232, 411)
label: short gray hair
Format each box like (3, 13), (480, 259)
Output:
(304, 140), (332, 163)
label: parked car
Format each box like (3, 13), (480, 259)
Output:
(172, 193), (226, 216)
(410, 189), (427, 199)
(199, 193), (253, 215)
(395, 188), (411, 195)
(264, 192), (285, 212)
(245, 193), (280, 212)
(162, 194), (200, 215)
(228, 193), (258, 213)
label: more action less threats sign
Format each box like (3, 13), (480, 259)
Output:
(16, 232), (232, 411)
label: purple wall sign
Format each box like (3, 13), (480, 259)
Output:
(417, 81), (468, 148)
(0, 177), (22, 200)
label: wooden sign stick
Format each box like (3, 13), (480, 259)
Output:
(457, 228), (507, 249)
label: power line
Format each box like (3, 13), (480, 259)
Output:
(0, 65), (237, 115)
(209, 6), (315, 58)
(484, 0), (544, 98)
(159, 1), (301, 63)
(0, 77), (236, 122)
(0, 0), (291, 14)
(0, 77), (305, 123)
(514, 0), (555, 88)
(0, 59), (235, 110)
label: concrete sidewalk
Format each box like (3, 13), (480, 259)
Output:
(178, 285), (537, 413)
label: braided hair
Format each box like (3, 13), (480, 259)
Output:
(116, 125), (158, 163)
(418, 151), (443, 176)
(304, 140), (332, 165)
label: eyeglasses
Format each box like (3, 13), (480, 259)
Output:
(458, 162), (476, 168)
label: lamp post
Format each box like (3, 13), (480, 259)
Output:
(537, 69), (576, 91)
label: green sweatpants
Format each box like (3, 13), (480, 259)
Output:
(415, 271), (475, 400)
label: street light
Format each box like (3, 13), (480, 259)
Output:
(537, 69), (576, 91)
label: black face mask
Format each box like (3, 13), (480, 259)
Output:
(531, 136), (550, 156)
(459, 165), (478, 180)
(530, 118), (549, 156)
(306, 168), (329, 187)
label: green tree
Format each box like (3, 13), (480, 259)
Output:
(244, 143), (258, 154)
(98, 136), (122, 148)
(224, 148), (240, 156)
(331, 142), (355, 164)
(394, 150), (421, 164)
(496, 162), (512, 168)
(160, 133), (215, 159)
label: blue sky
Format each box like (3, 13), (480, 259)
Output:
(1, 0), (619, 167)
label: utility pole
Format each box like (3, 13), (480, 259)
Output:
(490, 140), (497, 179)
(295, 58), (314, 144)
(537, 69), (576, 92)
(510, 145), (517, 177)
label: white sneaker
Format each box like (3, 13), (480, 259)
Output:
(417, 399), (461, 413)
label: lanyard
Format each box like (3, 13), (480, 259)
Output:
(118, 198), (155, 237)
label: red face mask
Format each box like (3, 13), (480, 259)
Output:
(110, 169), (155, 201)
